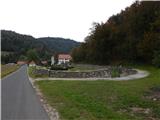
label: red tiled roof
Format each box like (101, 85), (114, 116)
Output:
(58, 54), (72, 60)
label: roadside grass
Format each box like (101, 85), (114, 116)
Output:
(28, 66), (36, 78)
(28, 66), (48, 78)
(1, 64), (20, 78)
(36, 65), (160, 120)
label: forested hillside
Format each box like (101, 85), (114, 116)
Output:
(38, 37), (80, 53)
(72, 1), (160, 67)
(1, 30), (80, 64)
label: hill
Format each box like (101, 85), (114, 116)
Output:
(1, 30), (80, 63)
(38, 37), (80, 53)
(72, 1), (160, 66)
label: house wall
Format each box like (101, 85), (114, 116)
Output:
(58, 59), (70, 64)
(51, 56), (55, 65)
(29, 64), (36, 67)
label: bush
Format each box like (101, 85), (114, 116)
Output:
(111, 67), (120, 78)
(152, 51), (160, 68)
(50, 65), (68, 70)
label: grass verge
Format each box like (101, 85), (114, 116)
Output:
(1, 64), (20, 78)
(36, 65), (160, 119)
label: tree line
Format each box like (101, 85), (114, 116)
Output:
(71, 1), (160, 67)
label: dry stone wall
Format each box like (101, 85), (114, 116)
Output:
(34, 66), (137, 78)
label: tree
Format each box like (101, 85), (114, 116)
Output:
(27, 49), (40, 63)
(152, 50), (160, 68)
(18, 55), (27, 61)
(71, 1), (160, 65)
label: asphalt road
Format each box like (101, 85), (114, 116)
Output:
(2, 65), (49, 120)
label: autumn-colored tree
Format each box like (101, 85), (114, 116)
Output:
(72, 1), (160, 66)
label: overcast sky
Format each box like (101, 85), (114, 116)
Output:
(0, 0), (135, 42)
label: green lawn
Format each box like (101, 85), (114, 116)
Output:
(36, 66), (160, 120)
(1, 64), (20, 78)
(68, 64), (102, 72)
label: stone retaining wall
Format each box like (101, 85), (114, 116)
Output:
(34, 67), (137, 78)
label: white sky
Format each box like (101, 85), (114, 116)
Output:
(0, 0), (135, 42)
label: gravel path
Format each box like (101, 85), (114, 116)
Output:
(32, 69), (149, 81)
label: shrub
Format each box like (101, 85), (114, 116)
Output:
(50, 65), (68, 70)
(152, 51), (160, 68)
(111, 67), (120, 78)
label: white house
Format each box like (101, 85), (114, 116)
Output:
(58, 54), (72, 64)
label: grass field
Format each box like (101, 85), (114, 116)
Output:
(68, 64), (104, 72)
(1, 64), (20, 78)
(36, 65), (160, 120)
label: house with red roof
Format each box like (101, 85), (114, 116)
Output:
(58, 54), (72, 64)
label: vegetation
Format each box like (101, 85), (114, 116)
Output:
(38, 37), (80, 53)
(152, 50), (160, 68)
(1, 30), (80, 64)
(111, 67), (120, 78)
(28, 66), (37, 78)
(28, 66), (48, 78)
(69, 64), (101, 72)
(71, 1), (160, 67)
(1, 64), (20, 78)
(27, 49), (40, 63)
(36, 65), (160, 120)
(50, 64), (69, 70)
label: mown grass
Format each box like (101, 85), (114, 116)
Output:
(36, 65), (160, 120)
(1, 64), (20, 78)
(68, 64), (101, 72)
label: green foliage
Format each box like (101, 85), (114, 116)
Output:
(50, 64), (68, 70)
(1, 53), (19, 64)
(28, 66), (36, 78)
(38, 37), (80, 53)
(28, 66), (48, 78)
(27, 49), (40, 62)
(50, 63), (74, 70)
(18, 55), (28, 61)
(1, 30), (80, 64)
(111, 68), (120, 78)
(72, 1), (160, 65)
(152, 51), (160, 68)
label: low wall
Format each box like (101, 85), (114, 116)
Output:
(34, 67), (137, 78)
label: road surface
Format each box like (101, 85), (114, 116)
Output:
(2, 65), (49, 120)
